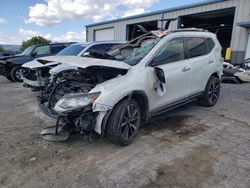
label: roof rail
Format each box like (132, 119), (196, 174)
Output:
(170, 28), (208, 33)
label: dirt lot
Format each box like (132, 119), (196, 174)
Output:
(0, 76), (250, 188)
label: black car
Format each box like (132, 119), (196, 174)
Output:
(0, 51), (17, 58)
(0, 43), (74, 82)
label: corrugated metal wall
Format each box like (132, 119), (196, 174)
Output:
(86, 0), (250, 62)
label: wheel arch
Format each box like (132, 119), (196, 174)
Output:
(101, 90), (149, 136)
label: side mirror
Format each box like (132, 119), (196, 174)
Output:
(31, 52), (37, 57)
(82, 52), (90, 57)
(154, 67), (166, 83)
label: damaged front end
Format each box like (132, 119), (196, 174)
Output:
(41, 92), (112, 141)
(40, 64), (129, 141)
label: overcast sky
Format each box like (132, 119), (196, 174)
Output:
(0, 0), (203, 45)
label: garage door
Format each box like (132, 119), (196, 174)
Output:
(95, 28), (114, 41)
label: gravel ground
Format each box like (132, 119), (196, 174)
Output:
(0, 76), (250, 188)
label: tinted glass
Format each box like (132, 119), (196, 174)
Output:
(152, 38), (185, 65)
(33, 46), (51, 55)
(186, 37), (207, 58)
(206, 38), (215, 53)
(86, 44), (107, 53)
(57, 44), (86, 56)
(21, 46), (35, 55)
(51, 45), (66, 54)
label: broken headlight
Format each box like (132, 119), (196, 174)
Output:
(54, 92), (101, 113)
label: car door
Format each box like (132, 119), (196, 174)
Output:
(148, 37), (191, 111)
(185, 37), (214, 94)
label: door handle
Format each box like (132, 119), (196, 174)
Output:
(208, 60), (214, 64)
(182, 67), (190, 72)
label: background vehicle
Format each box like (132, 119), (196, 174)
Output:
(222, 60), (250, 83)
(21, 41), (125, 116)
(0, 51), (17, 58)
(0, 42), (73, 82)
(39, 29), (223, 146)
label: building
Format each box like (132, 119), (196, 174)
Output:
(85, 0), (250, 64)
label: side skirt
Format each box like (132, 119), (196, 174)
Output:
(149, 92), (203, 118)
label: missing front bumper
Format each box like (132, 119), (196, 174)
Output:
(22, 76), (44, 87)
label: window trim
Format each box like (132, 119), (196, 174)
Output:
(148, 37), (186, 66)
(184, 37), (209, 59)
(33, 45), (51, 55)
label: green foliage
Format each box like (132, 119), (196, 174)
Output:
(20, 36), (51, 51)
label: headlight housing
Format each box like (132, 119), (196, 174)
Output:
(54, 92), (101, 113)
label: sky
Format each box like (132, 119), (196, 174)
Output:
(0, 0), (204, 45)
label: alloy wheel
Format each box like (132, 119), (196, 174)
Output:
(208, 79), (220, 104)
(120, 104), (140, 140)
(15, 68), (25, 80)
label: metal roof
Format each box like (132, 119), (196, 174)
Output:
(85, 0), (225, 28)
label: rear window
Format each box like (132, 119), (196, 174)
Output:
(206, 38), (215, 53)
(57, 44), (86, 56)
(186, 37), (207, 58)
(51, 45), (66, 54)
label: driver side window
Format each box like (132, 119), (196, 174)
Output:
(152, 38), (184, 66)
(33, 45), (51, 55)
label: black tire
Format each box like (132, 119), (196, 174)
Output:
(10, 66), (26, 82)
(199, 76), (220, 107)
(106, 98), (141, 146)
(6, 75), (14, 81)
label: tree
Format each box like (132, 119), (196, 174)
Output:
(20, 36), (51, 51)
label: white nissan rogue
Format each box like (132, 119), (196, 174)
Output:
(40, 29), (223, 146)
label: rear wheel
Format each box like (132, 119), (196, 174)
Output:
(106, 98), (141, 146)
(10, 66), (26, 82)
(199, 76), (220, 107)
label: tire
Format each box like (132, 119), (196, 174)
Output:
(6, 75), (14, 81)
(10, 66), (26, 82)
(199, 76), (220, 107)
(106, 98), (141, 146)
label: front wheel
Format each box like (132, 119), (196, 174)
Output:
(10, 66), (26, 82)
(106, 98), (141, 146)
(199, 76), (220, 107)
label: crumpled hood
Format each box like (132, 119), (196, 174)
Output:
(49, 64), (78, 75)
(22, 56), (59, 69)
(34, 56), (131, 70)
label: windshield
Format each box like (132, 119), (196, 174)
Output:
(57, 43), (86, 56)
(21, 46), (35, 55)
(108, 34), (159, 66)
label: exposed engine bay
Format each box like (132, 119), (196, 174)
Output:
(40, 65), (128, 141)
(40, 66), (127, 116)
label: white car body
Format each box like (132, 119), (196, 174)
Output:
(42, 30), (222, 135)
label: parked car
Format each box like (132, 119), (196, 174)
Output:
(222, 59), (250, 83)
(21, 41), (125, 116)
(0, 42), (74, 82)
(21, 41), (125, 90)
(39, 29), (223, 146)
(0, 51), (17, 58)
